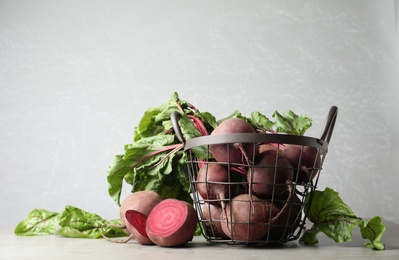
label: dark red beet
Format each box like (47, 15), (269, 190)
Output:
(258, 143), (280, 153)
(202, 203), (229, 239)
(209, 118), (257, 164)
(196, 163), (231, 206)
(220, 194), (279, 242)
(247, 150), (294, 199)
(283, 145), (322, 183)
(267, 194), (302, 241)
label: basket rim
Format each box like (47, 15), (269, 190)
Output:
(184, 133), (328, 151)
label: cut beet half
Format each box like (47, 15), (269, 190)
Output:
(145, 199), (197, 247)
(125, 210), (149, 238)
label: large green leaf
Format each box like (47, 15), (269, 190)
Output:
(55, 205), (126, 239)
(14, 209), (60, 236)
(15, 206), (127, 238)
(300, 187), (386, 250)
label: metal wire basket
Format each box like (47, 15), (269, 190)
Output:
(171, 106), (337, 246)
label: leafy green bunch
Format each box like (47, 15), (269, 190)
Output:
(107, 92), (217, 206)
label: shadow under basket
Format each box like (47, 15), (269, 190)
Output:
(171, 106), (338, 246)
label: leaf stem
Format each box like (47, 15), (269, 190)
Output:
(129, 143), (183, 171)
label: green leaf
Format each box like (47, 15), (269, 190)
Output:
(176, 114), (202, 140)
(107, 138), (187, 205)
(14, 206), (127, 238)
(360, 216), (386, 250)
(55, 226), (93, 238)
(216, 110), (245, 124)
(154, 101), (181, 124)
(300, 187), (386, 250)
(177, 115), (209, 159)
(249, 111), (274, 132)
(315, 216), (363, 243)
(194, 111), (218, 131)
(107, 154), (132, 206)
(133, 92), (182, 141)
(306, 188), (358, 224)
(107, 135), (182, 205)
(56, 205), (105, 238)
(133, 107), (163, 141)
(55, 205), (126, 239)
(55, 222), (127, 239)
(299, 228), (320, 245)
(127, 147), (177, 193)
(14, 209), (60, 236)
(272, 110), (312, 135)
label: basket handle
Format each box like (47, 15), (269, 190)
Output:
(319, 106), (338, 143)
(171, 111), (185, 144)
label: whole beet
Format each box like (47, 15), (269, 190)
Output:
(247, 149), (294, 199)
(209, 118), (257, 164)
(196, 164), (230, 206)
(221, 194), (279, 242)
(267, 194), (303, 241)
(283, 145), (322, 183)
(202, 203), (229, 239)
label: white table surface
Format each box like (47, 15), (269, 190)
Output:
(1, 221), (398, 260)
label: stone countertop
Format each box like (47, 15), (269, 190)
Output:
(1, 221), (398, 260)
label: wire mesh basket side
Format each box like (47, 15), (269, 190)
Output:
(170, 106), (338, 246)
(184, 139), (328, 245)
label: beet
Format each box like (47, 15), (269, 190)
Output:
(283, 145), (322, 183)
(145, 199), (197, 247)
(258, 143), (280, 153)
(124, 210), (148, 239)
(267, 194), (302, 241)
(209, 118), (257, 164)
(247, 149), (294, 199)
(119, 191), (162, 245)
(202, 203), (229, 239)
(196, 164), (231, 205)
(221, 194), (279, 242)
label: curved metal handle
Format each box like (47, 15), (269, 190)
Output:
(319, 106), (338, 143)
(170, 111), (185, 144)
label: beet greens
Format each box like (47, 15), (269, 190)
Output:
(107, 92), (217, 206)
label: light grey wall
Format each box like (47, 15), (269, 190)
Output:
(1, 0), (398, 227)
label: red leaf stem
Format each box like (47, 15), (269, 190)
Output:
(129, 143), (184, 171)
